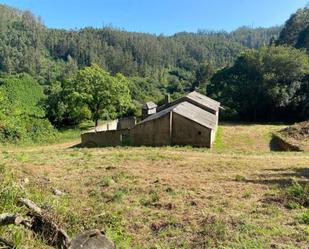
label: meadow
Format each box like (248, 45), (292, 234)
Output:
(0, 123), (309, 248)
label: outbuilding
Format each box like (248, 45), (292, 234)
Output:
(131, 100), (218, 148)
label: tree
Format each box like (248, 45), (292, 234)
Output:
(193, 61), (214, 92)
(277, 8), (309, 46)
(209, 45), (309, 121)
(73, 64), (132, 126)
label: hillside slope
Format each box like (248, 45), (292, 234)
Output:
(0, 4), (281, 83)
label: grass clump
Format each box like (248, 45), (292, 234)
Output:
(299, 209), (309, 225)
(0, 164), (23, 212)
(102, 212), (132, 248)
(200, 216), (228, 246)
(235, 175), (246, 182)
(100, 176), (115, 187)
(286, 181), (309, 208)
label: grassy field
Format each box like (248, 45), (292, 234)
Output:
(1, 123), (309, 248)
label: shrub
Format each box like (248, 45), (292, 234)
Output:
(0, 74), (58, 144)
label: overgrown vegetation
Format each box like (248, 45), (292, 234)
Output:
(0, 74), (57, 144)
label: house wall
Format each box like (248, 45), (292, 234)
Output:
(131, 112), (171, 146)
(81, 129), (130, 147)
(117, 117), (136, 130)
(172, 113), (212, 148)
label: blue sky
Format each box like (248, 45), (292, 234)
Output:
(0, 0), (308, 35)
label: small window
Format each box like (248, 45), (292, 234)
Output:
(198, 131), (202, 135)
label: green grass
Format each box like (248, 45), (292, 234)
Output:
(299, 210), (309, 225)
(213, 126), (224, 150)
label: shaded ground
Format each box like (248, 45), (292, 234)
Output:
(278, 121), (309, 151)
(0, 123), (309, 248)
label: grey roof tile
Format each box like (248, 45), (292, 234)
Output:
(138, 101), (217, 129)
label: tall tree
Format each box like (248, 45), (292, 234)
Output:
(209, 45), (309, 121)
(73, 64), (132, 126)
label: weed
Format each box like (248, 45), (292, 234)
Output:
(2, 151), (9, 159)
(286, 181), (309, 208)
(287, 201), (303, 210)
(111, 190), (125, 202)
(102, 212), (132, 248)
(235, 175), (246, 182)
(150, 191), (160, 203)
(299, 209), (309, 225)
(100, 176), (115, 187)
(200, 216), (228, 242)
(15, 153), (28, 163)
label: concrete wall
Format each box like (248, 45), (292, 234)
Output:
(81, 113), (215, 148)
(131, 112), (171, 146)
(87, 117), (136, 132)
(172, 113), (212, 148)
(117, 117), (136, 130)
(88, 120), (118, 132)
(81, 129), (130, 147)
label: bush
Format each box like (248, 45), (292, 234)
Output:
(0, 74), (58, 144)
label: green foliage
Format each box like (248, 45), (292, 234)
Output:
(277, 8), (309, 46)
(0, 74), (45, 117)
(72, 64), (133, 125)
(0, 4), (281, 93)
(0, 74), (57, 143)
(209, 45), (309, 121)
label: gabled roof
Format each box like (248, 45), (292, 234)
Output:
(186, 91), (220, 111)
(157, 91), (220, 113)
(139, 101), (217, 129)
(142, 101), (157, 109)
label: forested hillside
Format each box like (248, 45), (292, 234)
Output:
(0, 4), (280, 86)
(4, 3), (309, 143)
(276, 7), (309, 48)
(208, 6), (309, 122)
